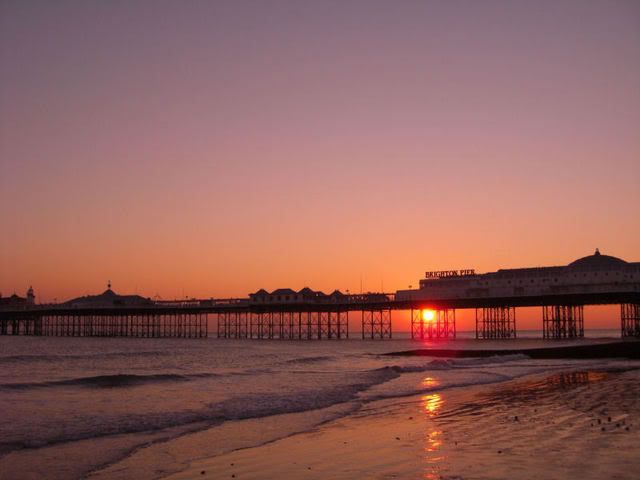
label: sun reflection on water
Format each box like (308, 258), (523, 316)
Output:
(421, 376), (441, 389)
(421, 393), (443, 417)
(425, 429), (443, 452)
(421, 393), (445, 480)
(423, 427), (445, 480)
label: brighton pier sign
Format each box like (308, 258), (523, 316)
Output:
(424, 269), (476, 279)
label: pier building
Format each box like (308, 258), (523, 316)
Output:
(396, 250), (639, 302)
(249, 288), (349, 305)
(64, 282), (152, 308)
(397, 250), (640, 340)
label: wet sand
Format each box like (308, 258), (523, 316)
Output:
(166, 368), (640, 480)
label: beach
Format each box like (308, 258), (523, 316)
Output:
(168, 368), (640, 480)
(1, 334), (639, 480)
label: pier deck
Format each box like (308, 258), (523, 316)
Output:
(1, 290), (638, 340)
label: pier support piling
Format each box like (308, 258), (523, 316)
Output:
(475, 306), (516, 339)
(542, 305), (584, 339)
(0, 312), (209, 339)
(411, 308), (456, 340)
(621, 304), (640, 337)
(361, 309), (392, 339)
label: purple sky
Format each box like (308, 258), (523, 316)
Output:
(1, 1), (639, 320)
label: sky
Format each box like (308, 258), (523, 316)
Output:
(1, 1), (639, 328)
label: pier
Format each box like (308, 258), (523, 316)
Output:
(1, 291), (639, 340)
(1, 250), (639, 340)
(0, 308), (208, 338)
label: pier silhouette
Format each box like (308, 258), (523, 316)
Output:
(2, 251), (638, 340)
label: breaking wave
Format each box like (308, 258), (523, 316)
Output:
(379, 353), (531, 374)
(0, 350), (166, 364)
(0, 366), (401, 451)
(281, 355), (334, 365)
(0, 372), (220, 391)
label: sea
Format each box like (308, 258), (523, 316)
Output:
(0, 329), (637, 479)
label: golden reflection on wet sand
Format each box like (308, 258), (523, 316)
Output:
(478, 370), (610, 406)
(417, 370), (618, 480)
(421, 392), (445, 480)
(422, 393), (443, 416)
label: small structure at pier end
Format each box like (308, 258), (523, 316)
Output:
(0, 282), (206, 338)
(396, 250), (640, 340)
(0, 287), (35, 310)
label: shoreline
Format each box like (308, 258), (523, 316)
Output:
(165, 366), (640, 480)
(386, 339), (640, 359)
(7, 338), (639, 480)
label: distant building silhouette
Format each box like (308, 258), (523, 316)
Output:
(63, 282), (152, 307)
(0, 286), (35, 309)
(26, 286), (35, 305)
(249, 287), (348, 305)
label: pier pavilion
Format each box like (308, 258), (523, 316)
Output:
(397, 249), (640, 340)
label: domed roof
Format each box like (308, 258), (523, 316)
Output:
(568, 249), (627, 269)
(101, 281), (116, 297)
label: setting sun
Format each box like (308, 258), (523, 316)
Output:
(422, 309), (436, 322)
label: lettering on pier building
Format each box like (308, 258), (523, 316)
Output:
(424, 269), (476, 279)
